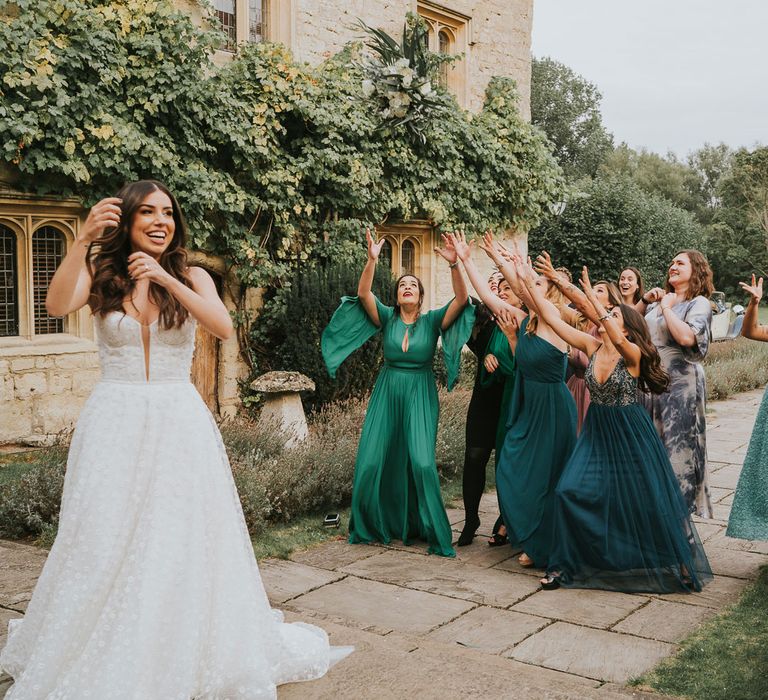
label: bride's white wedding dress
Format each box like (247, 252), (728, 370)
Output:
(0, 311), (350, 699)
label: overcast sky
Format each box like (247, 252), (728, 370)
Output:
(531, 0), (768, 158)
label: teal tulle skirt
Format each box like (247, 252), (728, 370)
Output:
(548, 403), (713, 593)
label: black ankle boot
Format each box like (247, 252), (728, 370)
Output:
(457, 516), (480, 546)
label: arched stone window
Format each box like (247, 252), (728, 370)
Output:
(380, 238), (393, 271)
(438, 29), (452, 88)
(0, 224), (18, 337)
(401, 239), (416, 277)
(32, 226), (66, 334)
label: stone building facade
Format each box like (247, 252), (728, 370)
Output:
(1, 0), (533, 444)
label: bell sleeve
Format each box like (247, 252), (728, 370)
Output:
(428, 299), (476, 391)
(321, 295), (393, 378)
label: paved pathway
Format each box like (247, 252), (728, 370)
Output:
(2, 390), (768, 699)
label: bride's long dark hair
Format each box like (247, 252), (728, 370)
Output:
(87, 180), (193, 329)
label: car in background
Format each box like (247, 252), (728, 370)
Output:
(711, 292), (745, 341)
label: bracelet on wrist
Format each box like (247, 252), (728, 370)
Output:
(598, 313), (611, 321)
(449, 261), (459, 269)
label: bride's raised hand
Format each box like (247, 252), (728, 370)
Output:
(366, 227), (384, 261)
(739, 274), (764, 303)
(79, 197), (123, 243)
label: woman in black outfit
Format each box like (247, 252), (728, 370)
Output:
(457, 272), (518, 546)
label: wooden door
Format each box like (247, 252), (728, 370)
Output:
(191, 271), (222, 414)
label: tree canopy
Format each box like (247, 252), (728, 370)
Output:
(530, 56), (614, 179)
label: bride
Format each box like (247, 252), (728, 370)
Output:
(0, 180), (350, 699)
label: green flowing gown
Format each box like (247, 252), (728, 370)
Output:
(322, 295), (475, 557)
(496, 318), (577, 567)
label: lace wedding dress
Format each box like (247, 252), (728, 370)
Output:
(0, 312), (350, 699)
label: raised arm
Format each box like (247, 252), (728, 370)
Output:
(740, 275), (768, 341)
(434, 233), (469, 330)
(523, 261), (600, 356)
(448, 232), (526, 324)
(356, 228), (383, 327)
(581, 267), (641, 370)
(46, 197), (123, 317)
(534, 251), (600, 325)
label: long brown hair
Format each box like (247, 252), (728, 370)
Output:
(618, 267), (645, 304)
(664, 250), (714, 300)
(618, 304), (669, 394)
(595, 280), (623, 308)
(87, 180), (192, 329)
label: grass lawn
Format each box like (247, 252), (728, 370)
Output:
(635, 566), (768, 700)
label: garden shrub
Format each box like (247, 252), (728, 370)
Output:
(250, 258), (394, 411)
(529, 174), (707, 286)
(0, 445), (67, 539)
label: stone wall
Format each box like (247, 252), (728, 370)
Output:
(292, 0), (533, 116)
(1, 341), (100, 445)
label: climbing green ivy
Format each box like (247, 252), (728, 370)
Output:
(1, 0), (565, 293)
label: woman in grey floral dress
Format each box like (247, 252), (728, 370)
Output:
(644, 250), (714, 518)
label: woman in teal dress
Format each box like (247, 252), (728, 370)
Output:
(727, 275), (768, 540)
(449, 232), (577, 568)
(322, 229), (474, 557)
(528, 265), (712, 593)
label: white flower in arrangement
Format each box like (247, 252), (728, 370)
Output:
(417, 80), (434, 96)
(361, 79), (375, 97)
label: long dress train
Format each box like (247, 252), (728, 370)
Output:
(547, 354), (713, 592)
(495, 318), (577, 567)
(322, 295), (474, 557)
(0, 312), (350, 699)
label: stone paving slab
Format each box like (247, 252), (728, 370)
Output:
(0, 540), (47, 612)
(693, 520), (725, 542)
(453, 538), (517, 568)
(508, 621), (675, 683)
(708, 463), (744, 488)
(341, 549), (540, 608)
(708, 530), (768, 555)
(648, 574), (749, 608)
(427, 605), (550, 654)
(287, 575), (476, 635)
(704, 545), (768, 579)
(258, 559), (345, 604)
(510, 588), (648, 630)
(611, 599), (717, 642)
(289, 539), (381, 571)
(276, 616), (652, 700)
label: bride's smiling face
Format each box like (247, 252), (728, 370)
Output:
(129, 189), (176, 259)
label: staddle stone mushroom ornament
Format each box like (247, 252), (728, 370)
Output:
(250, 371), (315, 448)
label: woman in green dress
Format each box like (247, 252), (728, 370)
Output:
(322, 229), (474, 557)
(727, 275), (768, 540)
(448, 232), (577, 568)
(527, 265), (712, 593)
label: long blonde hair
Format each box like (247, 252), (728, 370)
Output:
(527, 276), (569, 335)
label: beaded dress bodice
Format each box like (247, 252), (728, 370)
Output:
(94, 312), (196, 384)
(585, 354), (638, 407)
